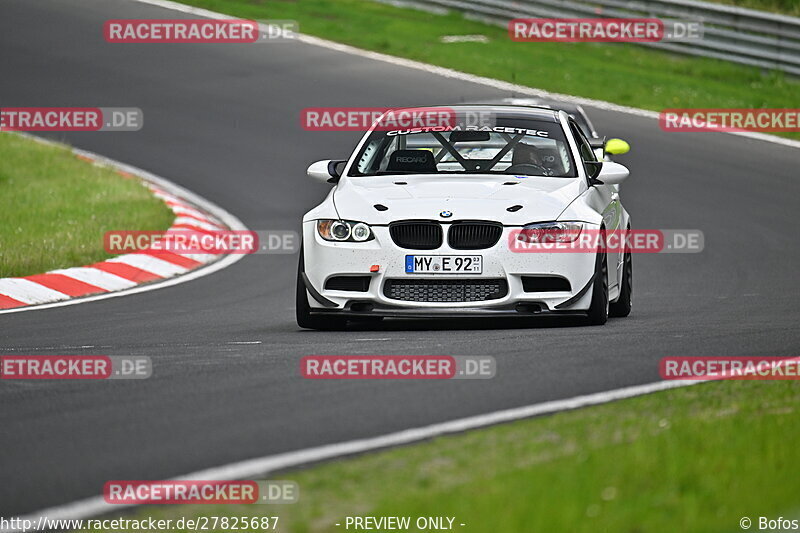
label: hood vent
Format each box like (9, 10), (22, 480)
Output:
(374, 204), (389, 211)
(506, 205), (523, 212)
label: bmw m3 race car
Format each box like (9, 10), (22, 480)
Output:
(296, 105), (633, 329)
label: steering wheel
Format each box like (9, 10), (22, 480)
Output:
(504, 163), (553, 176)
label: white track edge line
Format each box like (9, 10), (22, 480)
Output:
(0, 132), (249, 315)
(7, 378), (704, 531)
(131, 0), (800, 150)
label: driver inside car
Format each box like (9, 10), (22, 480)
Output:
(510, 142), (554, 176)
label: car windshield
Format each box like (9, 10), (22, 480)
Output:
(348, 117), (577, 178)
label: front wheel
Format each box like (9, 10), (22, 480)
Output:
(296, 248), (347, 330)
(586, 249), (609, 326)
(609, 249), (632, 318)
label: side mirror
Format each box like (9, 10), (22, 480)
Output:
(605, 138), (630, 155)
(307, 160), (346, 184)
(597, 161), (630, 185)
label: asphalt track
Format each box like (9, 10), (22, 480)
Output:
(1, 0), (799, 517)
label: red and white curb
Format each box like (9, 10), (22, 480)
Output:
(0, 134), (248, 314)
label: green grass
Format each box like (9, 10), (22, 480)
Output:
(114, 380), (800, 532)
(176, 0), (799, 140)
(703, 0), (800, 16)
(0, 133), (175, 278)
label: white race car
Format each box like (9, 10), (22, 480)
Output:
(297, 105), (632, 329)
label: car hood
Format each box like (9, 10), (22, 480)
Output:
(333, 174), (584, 225)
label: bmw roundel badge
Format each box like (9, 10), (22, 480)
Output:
(439, 210), (453, 218)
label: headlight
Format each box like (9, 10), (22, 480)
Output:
(317, 220), (375, 242)
(517, 222), (583, 243)
(351, 223), (372, 242)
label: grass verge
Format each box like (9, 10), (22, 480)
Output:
(177, 0), (799, 140)
(0, 133), (175, 278)
(114, 380), (800, 532)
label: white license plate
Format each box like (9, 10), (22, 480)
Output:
(405, 255), (482, 274)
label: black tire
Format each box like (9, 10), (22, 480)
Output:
(296, 248), (347, 330)
(586, 248), (609, 326)
(609, 248), (632, 318)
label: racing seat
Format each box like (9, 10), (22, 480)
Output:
(386, 150), (437, 173)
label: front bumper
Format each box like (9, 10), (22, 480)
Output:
(301, 221), (599, 317)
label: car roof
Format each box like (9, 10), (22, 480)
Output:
(471, 97), (583, 115)
(468, 98), (600, 137)
(391, 104), (561, 123)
